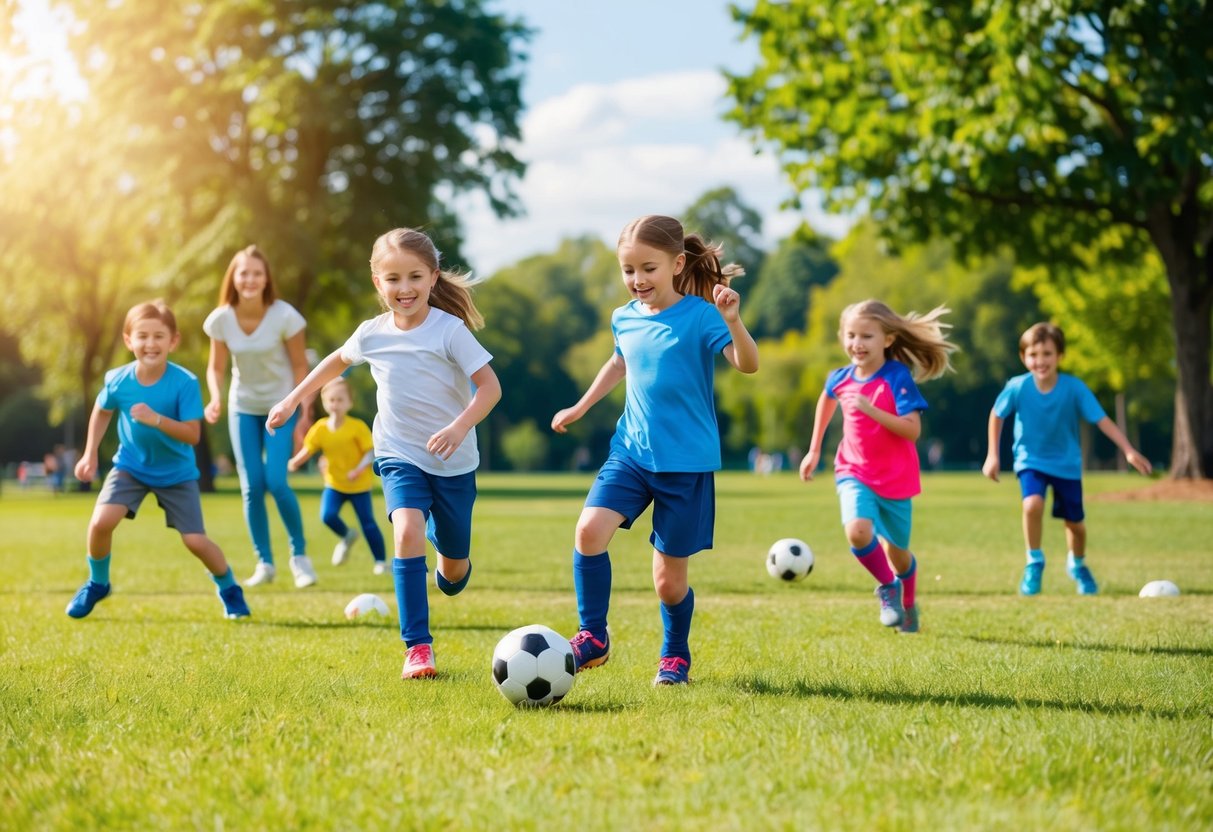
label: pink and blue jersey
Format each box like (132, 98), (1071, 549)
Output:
(826, 360), (927, 499)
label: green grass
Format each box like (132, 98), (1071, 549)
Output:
(2, 472), (1211, 831)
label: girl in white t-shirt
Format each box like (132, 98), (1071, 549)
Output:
(204, 245), (315, 590)
(267, 228), (501, 680)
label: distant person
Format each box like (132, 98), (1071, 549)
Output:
(982, 322), (1151, 596)
(799, 299), (956, 635)
(551, 215), (759, 686)
(267, 227), (500, 680)
(66, 300), (250, 621)
(45, 445), (67, 493)
(204, 245), (315, 589)
(287, 377), (388, 575)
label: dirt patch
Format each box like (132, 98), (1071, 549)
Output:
(1096, 478), (1213, 502)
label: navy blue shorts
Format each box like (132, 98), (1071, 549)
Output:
(584, 454), (715, 557)
(376, 459), (476, 558)
(1017, 469), (1085, 522)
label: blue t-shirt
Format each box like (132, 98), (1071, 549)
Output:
(97, 362), (205, 486)
(992, 372), (1106, 480)
(609, 295), (733, 472)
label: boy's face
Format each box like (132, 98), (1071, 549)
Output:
(1021, 338), (1061, 383)
(123, 317), (179, 370)
(321, 386), (352, 417)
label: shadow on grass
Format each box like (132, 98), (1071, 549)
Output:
(956, 634), (1213, 658)
(729, 675), (1207, 720)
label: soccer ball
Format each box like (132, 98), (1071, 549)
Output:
(767, 537), (814, 582)
(1139, 580), (1180, 598)
(491, 624), (575, 707)
(344, 593), (390, 620)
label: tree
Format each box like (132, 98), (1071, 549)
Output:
(745, 224), (838, 338)
(728, 1), (1213, 477)
(681, 186), (768, 281)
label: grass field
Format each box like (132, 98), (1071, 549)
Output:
(2, 471), (1211, 831)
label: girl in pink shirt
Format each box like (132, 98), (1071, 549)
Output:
(799, 300), (956, 633)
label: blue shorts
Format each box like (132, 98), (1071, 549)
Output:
(1017, 469), (1085, 522)
(585, 454), (715, 557)
(836, 477), (913, 550)
(376, 459), (476, 558)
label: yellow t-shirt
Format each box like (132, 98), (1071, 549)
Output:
(302, 416), (375, 494)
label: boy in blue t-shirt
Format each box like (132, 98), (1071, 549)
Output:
(982, 323), (1152, 596)
(66, 300), (250, 620)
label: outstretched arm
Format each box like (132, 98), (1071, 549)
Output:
(982, 412), (1004, 482)
(267, 349), (352, 432)
(799, 390), (837, 482)
(1095, 416), (1153, 475)
(551, 353), (627, 433)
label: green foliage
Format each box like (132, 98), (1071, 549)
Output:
(745, 224), (839, 339)
(2, 474), (1211, 829)
(681, 186), (767, 280)
(499, 420), (547, 471)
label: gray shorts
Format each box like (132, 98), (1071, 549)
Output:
(97, 469), (206, 534)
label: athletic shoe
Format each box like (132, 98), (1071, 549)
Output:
(401, 644), (437, 679)
(899, 603), (920, 634)
(1068, 563), (1099, 595)
(218, 584), (251, 619)
(372, 560), (387, 576)
(65, 581), (111, 619)
(243, 562), (276, 587)
(332, 528), (359, 566)
(569, 629), (611, 672)
(289, 555), (318, 588)
(1019, 562), (1044, 596)
(875, 579), (904, 627)
(652, 656), (691, 686)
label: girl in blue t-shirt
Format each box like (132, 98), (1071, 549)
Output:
(551, 215), (759, 686)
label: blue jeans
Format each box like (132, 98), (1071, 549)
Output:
(229, 410), (306, 563)
(320, 488), (387, 561)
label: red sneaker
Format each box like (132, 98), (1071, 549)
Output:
(401, 643), (437, 679)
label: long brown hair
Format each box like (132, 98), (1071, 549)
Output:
(217, 245), (277, 307)
(369, 228), (485, 330)
(617, 215), (743, 302)
(840, 299), (956, 381)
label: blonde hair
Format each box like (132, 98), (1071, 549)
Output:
(369, 228), (485, 330)
(840, 299), (956, 381)
(218, 245), (277, 307)
(1019, 322), (1066, 355)
(123, 299), (178, 336)
(617, 215), (743, 303)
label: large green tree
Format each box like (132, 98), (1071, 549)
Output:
(728, 0), (1213, 477)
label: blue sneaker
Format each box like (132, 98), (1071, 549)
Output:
(1068, 562), (1099, 595)
(875, 579), (904, 627)
(653, 656), (690, 686)
(569, 629), (610, 672)
(899, 603), (920, 634)
(66, 581), (111, 619)
(1020, 562), (1044, 595)
(219, 584), (251, 619)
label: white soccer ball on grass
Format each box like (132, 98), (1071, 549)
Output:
(1139, 580), (1180, 598)
(491, 624), (575, 707)
(344, 593), (391, 620)
(766, 537), (814, 582)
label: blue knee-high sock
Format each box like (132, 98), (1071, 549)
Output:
(88, 553), (111, 586)
(573, 550), (611, 638)
(660, 587), (695, 663)
(211, 567), (237, 591)
(436, 560), (472, 596)
(392, 557), (431, 647)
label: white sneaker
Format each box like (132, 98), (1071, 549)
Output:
(372, 561), (387, 576)
(289, 555), (318, 588)
(243, 562), (276, 587)
(332, 528), (359, 566)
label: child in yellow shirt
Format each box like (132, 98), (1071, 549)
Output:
(289, 377), (387, 574)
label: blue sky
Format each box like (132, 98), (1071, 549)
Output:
(460, 0), (850, 273)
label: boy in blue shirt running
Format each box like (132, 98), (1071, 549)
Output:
(67, 300), (251, 620)
(982, 323), (1152, 596)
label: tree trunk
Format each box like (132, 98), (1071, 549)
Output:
(1162, 257), (1213, 479)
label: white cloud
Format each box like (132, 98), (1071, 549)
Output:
(459, 70), (852, 274)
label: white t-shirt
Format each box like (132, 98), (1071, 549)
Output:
(203, 300), (307, 415)
(340, 308), (492, 476)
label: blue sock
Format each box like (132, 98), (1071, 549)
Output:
(392, 557), (431, 647)
(88, 553), (111, 586)
(1027, 548), (1045, 565)
(660, 587), (695, 663)
(211, 567), (237, 591)
(1067, 552), (1084, 571)
(573, 550), (611, 638)
(436, 560), (472, 596)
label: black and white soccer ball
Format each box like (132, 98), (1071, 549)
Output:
(491, 624), (576, 707)
(767, 537), (814, 582)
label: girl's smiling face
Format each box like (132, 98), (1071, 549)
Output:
(842, 314), (893, 375)
(618, 241), (684, 312)
(372, 249), (439, 329)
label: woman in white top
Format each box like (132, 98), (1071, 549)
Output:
(204, 245), (315, 588)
